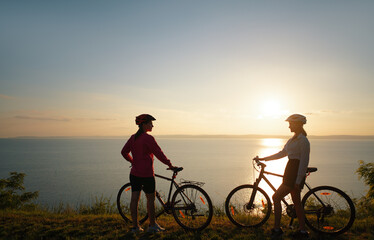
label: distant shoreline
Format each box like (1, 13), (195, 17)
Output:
(2, 134), (374, 140)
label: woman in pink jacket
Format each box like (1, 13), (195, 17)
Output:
(121, 114), (176, 233)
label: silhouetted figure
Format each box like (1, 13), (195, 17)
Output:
(121, 114), (176, 233)
(254, 114), (310, 238)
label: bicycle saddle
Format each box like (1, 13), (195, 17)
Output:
(168, 167), (184, 173)
(306, 167), (317, 173)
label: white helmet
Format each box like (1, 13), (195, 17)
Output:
(286, 114), (307, 124)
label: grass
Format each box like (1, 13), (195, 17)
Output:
(1, 194), (373, 239)
(1, 206), (373, 240)
(3, 169), (373, 239)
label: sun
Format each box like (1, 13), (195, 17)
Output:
(257, 99), (289, 119)
(262, 100), (281, 116)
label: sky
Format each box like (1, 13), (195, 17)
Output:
(1, 1), (374, 137)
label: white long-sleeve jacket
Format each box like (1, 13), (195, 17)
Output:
(270, 134), (310, 184)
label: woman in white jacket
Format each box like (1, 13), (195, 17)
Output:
(254, 114), (310, 238)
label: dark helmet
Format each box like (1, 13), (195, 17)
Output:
(135, 114), (156, 125)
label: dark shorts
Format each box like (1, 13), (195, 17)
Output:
(283, 159), (300, 188)
(129, 174), (156, 194)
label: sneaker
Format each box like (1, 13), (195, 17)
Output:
(271, 228), (284, 238)
(290, 230), (309, 239)
(130, 226), (144, 233)
(147, 224), (166, 233)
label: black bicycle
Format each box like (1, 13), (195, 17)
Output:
(117, 167), (213, 231)
(225, 159), (355, 236)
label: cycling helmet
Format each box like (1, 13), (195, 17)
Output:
(135, 114), (156, 125)
(285, 114), (307, 124)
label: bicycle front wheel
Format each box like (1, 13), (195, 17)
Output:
(117, 183), (148, 224)
(171, 184), (213, 231)
(225, 184), (272, 228)
(302, 185), (355, 236)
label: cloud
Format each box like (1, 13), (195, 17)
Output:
(305, 110), (353, 115)
(75, 117), (118, 121)
(0, 94), (15, 100)
(13, 115), (118, 122)
(14, 115), (71, 122)
(91, 118), (117, 121)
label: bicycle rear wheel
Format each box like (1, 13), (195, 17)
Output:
(171, 184), (213, 231)
(117, 183), (148, 224)
(225, 184), (272, 228)
(302, 185), (355, 236)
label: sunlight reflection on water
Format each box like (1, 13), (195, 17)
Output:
(257, 138), (287, 199)
(0, 137), (370, 207)
(261, 138), (284, 148)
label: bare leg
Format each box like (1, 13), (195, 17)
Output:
(290, 186), (306, 231)
(146, 192), (156, 226)
(272, 184), (292, 229)
(130, 191), (141, 228)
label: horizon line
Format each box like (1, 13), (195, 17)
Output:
(2, 134), (374, 140)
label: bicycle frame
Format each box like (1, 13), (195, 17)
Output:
(131, 168), (212, 230)
(141, 170), (192, 222)
(154, 172), (181, 210)
(249, 161), (328, 227)
(250, 161), (316, 207)
(136, 171), (180, 224)
(224, 160), (355, 234)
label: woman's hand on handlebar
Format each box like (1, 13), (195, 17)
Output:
(253, 156), (267, 165)
(253, 156), (262, 162)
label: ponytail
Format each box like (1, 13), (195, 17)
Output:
(301, 127), (307, 137)
(134, 121), (151, 140)
(135, 125), (144, 140)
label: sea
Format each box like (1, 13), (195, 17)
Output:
(0, 137), (372, 207)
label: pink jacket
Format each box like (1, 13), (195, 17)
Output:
(121, 133), (172, 177)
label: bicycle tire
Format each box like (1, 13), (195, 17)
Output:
(225, 184), (272, 228)
(117, 183), (148, 224)
(171, 184), (213, 231)
(302, 185), (355, 236)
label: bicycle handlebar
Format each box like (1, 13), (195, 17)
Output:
(252, 158), (266, 173)
(253, 158), (266, 167)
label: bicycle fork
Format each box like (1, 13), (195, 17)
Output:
(247, 175), (262, 210)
